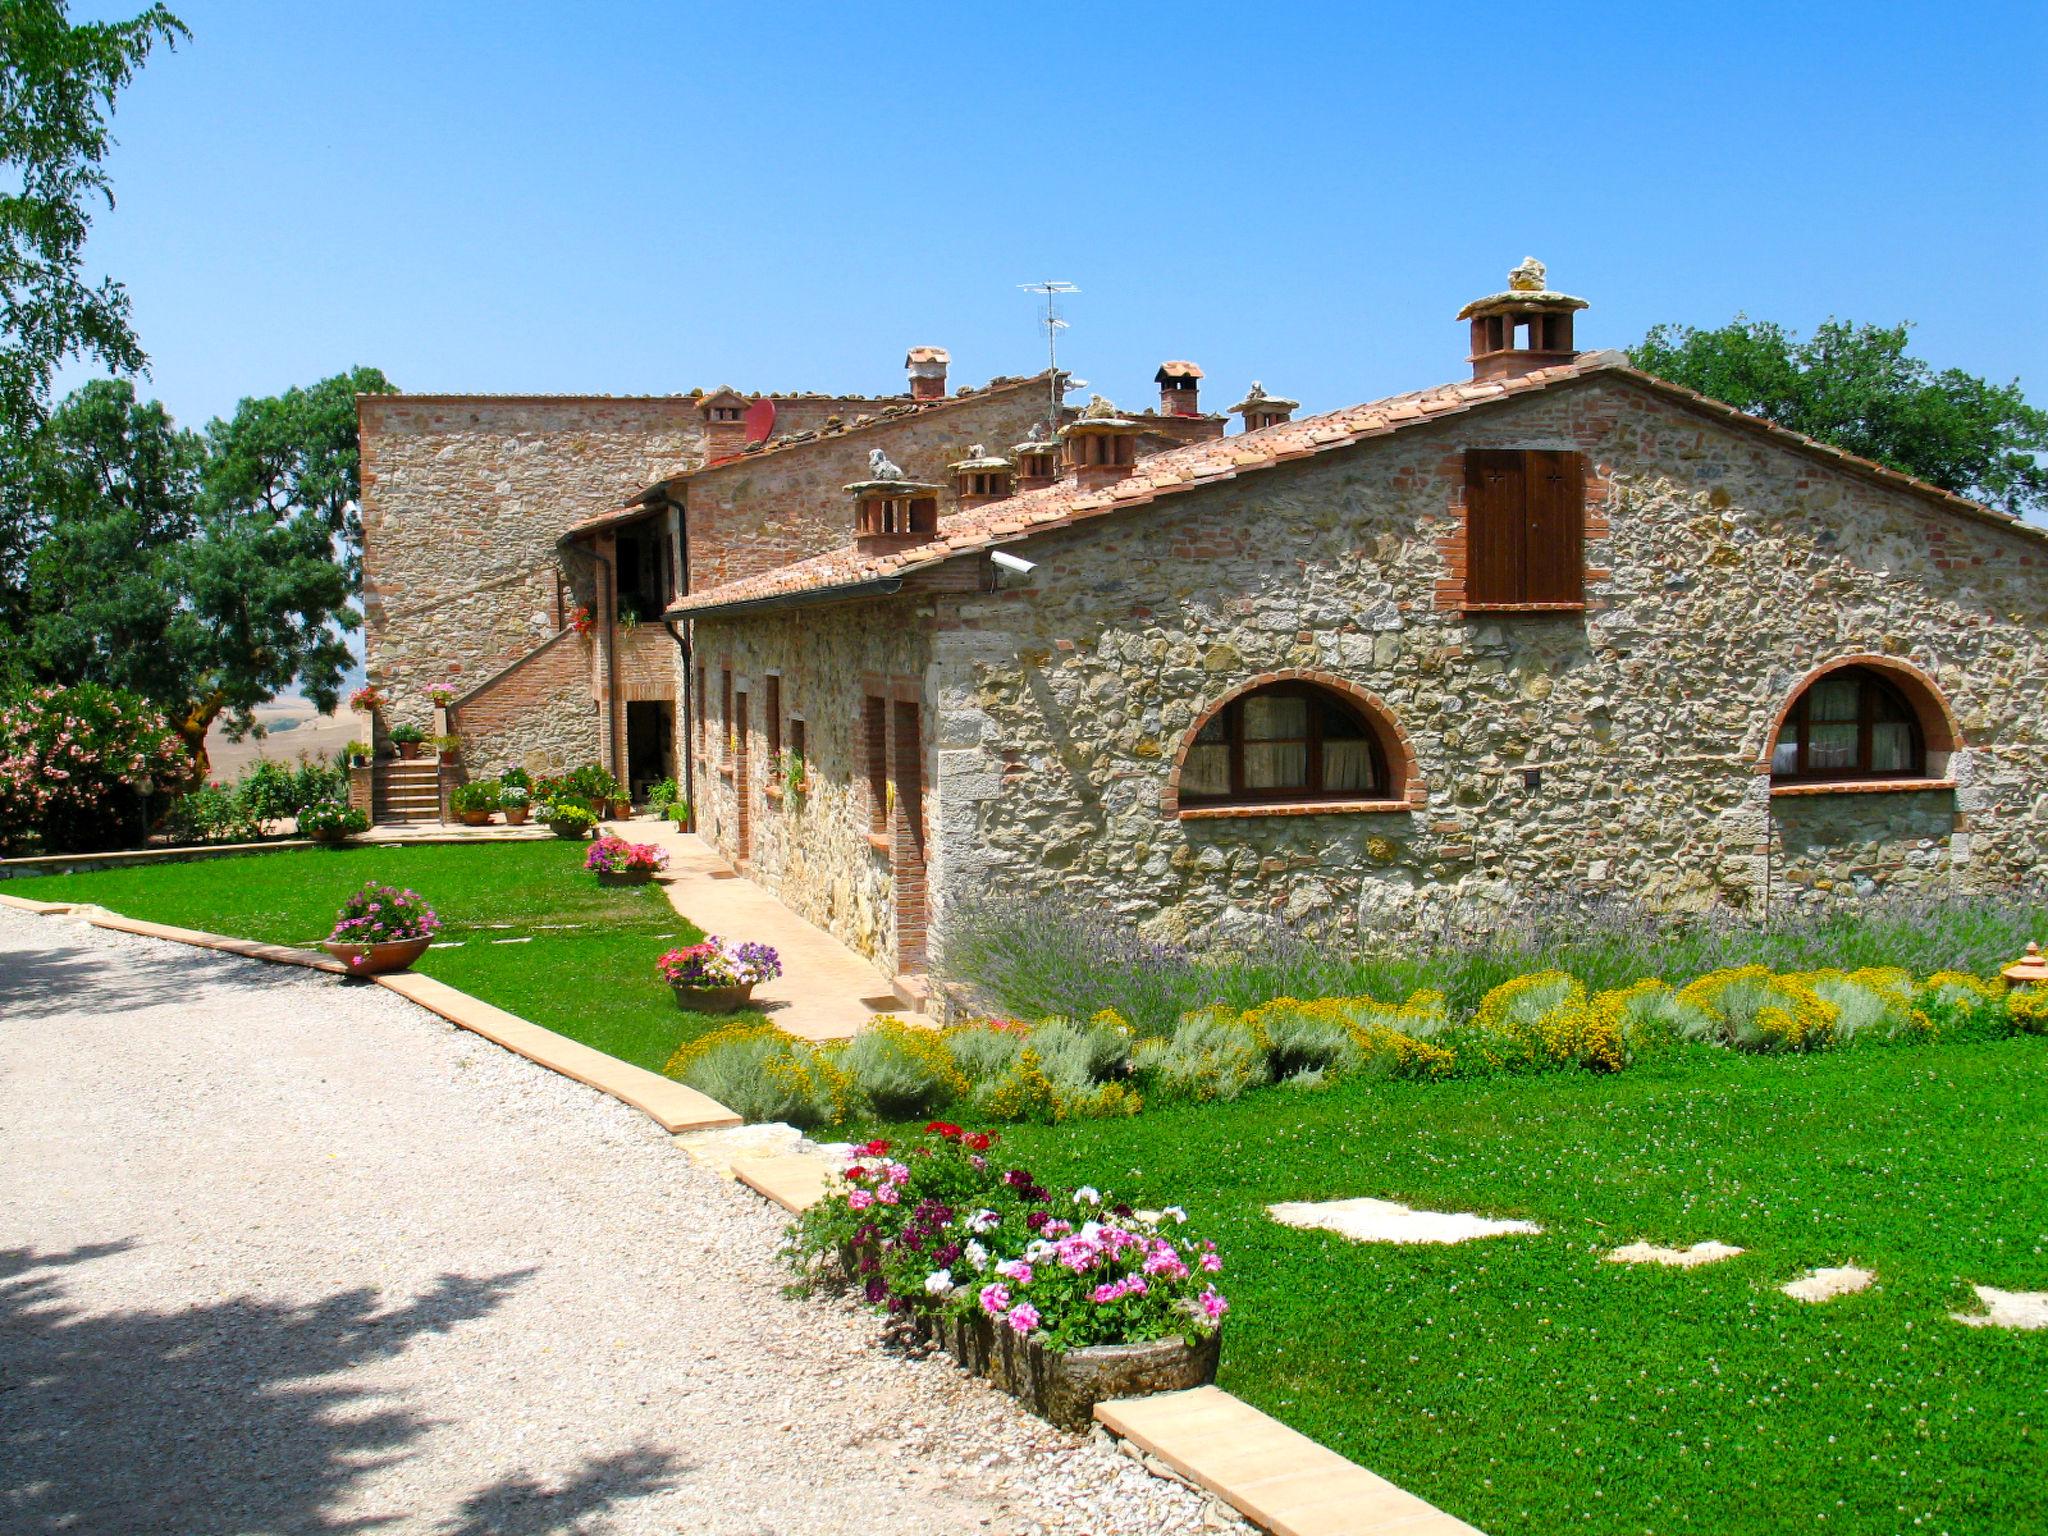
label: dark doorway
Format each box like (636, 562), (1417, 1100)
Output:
(625, 700), (673, 802)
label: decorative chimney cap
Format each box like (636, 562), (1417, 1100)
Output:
(1059, 394), (1140, 435)
(1154, 360), (1204, 382)
(949, 442), (1012, 473)
(1012, 422), (1054, 454)
(1227, 380), (1299, 415)
(905, 345), (951, 366)
(1456, 257), (1589, 320)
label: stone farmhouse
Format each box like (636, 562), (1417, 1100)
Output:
(363, 262), (2047, 1001)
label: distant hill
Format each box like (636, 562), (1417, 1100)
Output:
(204, 696), (356, 782)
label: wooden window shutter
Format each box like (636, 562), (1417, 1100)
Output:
(1522, 450), (1585, 603)
(1464, 450), (1525, 604)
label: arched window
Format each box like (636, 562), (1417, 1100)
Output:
(1770, 666), (1926, 783)
(1178, 681), (1388, 806)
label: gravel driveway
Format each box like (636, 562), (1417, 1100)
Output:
(0, 908), (1244, 1535)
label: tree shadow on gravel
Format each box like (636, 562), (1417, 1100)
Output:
(0, 928), (222, 1021)
(0, 1242), (681, 1534)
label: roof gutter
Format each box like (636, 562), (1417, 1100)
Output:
(663, 572), (908, 624)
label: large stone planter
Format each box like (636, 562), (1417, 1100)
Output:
(322, 937), (431, 975)
(988, 1327), (1221, 1432)
(670, 981), (756, 1014)
(914, 1308), (1220, 1430)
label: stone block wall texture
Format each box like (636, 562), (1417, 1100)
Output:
(359, 395), (712, 772)
(685, 384), (1053, 591)
(450, 628), (601, 780)
(918, 374), (2046, 948)
(691, 604), (932, 974)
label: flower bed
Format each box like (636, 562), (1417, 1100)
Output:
(788, 1123), (1227, 1429)
(584, 834), (668, 882)
(665, 966), (2039, 1128)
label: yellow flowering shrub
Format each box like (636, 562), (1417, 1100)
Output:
(1680, 966), (1841, 1051)
(2008, 987), (2048, 1033)
(832, 1016), (967, 1118)
(665, 1022), (849, 1126)
(976, 1046), (1060, 1122)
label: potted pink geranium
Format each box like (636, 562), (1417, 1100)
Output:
(657, 936), (781, 1012)
(321, 881), (441, 974)
(585, 833), (668, 885)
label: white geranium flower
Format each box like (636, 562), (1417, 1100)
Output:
(967, 1209), (1001, 1234)
(1073, 1185), (1102, 1207)
(924, 1269), (954, 1296)
(1023, 1239), (1052, 1263)
(964, 1240), (990, 1271)
(1163, 1205), (1188, 1225)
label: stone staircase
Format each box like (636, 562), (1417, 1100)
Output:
(372, 759), (442, 825)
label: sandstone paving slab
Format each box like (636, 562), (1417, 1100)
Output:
(1951, 1285), (2048, 1330)
(731, 1152), (833, 1213)
(1267, 1197), (1540, 1246)
(84, 910), (349, 973)
(375, 969), (741, 1133)
(1097, 1386), (1486, 1535)
(1782, 1265), (1875, 1302)
(1605, 1240), (1744, 1268)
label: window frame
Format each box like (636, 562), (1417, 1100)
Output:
(1176, 681), (1390, 808)
(1463, 448), (1586, 608)
(1770, 666), (1927, 784)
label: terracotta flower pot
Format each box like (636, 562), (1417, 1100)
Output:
(458, 810), (492, 827)
(308, 827), (354, 847)
(597, 867), (654, 886)
(503, 805), (529, 825)
(549, 820), (589, 840)
(669, 980), (757, 1013)
(395, 741), (423, 760)
(610, 797), (633, 819)
(322, 936), (432, 975)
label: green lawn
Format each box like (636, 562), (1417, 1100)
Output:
(951, 1040), (2048, 1536)
(8, 841), (743, 1071)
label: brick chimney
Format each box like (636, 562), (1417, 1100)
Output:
(1457, 258), (1585, 383)
(1059, 395), (1142, 491)
(1011, 422), (1060, 492)
(905, 345), (951, 402)
(1154, 361), (1203, 417)
(847, 450), (942, 554)
(1228, 380), (1299, 433)
(949, 444), (1014, 509)
(697, 387), (750, 461)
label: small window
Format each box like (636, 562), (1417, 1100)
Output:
(1464, 449), (1584, 606)
(790, 717), (806, 773)
(720, 669), (733, 763)
(1771, 667), (1925, 783)
(862, 695), (889, 832)
(765, 676), (782, 764)
(695, 665), (707, 756)
(1179, 682), (1387, 807)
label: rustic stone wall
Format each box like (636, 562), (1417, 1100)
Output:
(684, 383), (1053, 591)
(360, 395), (710, 769)
(449, 629), (600, 780)
(919, 373), (2047, 949)
(690, 604), (932, 975)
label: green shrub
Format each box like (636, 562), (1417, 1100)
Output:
(388, 723), (425, 745)
(647, 777), (679, 812)
(664, 1024), (846, 1127)
(970, 1046), (1060, 1122)
(1678, 967), (1840, 1051)
(450, 779), (501, 814)
(1133, 1010), (1270, 1104)
(499, 766), (532, 790)
(1913, 971), (2009, 1038)
(1025, 1015), (1133, 1092)
(296, 800), (368, 839)
(832, 1017), (966, 1119)
(1808, 968), (1916, 1043)
(944, 1021), (1027, 1083)
(164, 782), (263, 845)
(1246, 1001), (1363, 1080)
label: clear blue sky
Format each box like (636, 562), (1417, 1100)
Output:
(68, 1), (2048, 436)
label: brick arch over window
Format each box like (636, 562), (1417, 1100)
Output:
(1162, 669), (1427, 818)
(1756, 653), (1963, 783)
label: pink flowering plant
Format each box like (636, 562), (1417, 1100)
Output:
(656, 936), (781, 989)
(326, 881), (441, 949)
(425, 682), (460, 707)
(0, 684), (190, 854)
(788, 1123), (1227, 1350)
(584, 833), (669, 876)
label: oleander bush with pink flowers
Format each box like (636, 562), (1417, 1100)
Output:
(788, 1122), (1228, 1352)
(0, 684), (190, 853)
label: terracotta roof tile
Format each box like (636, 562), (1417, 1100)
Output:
(666, 353), (2042, 618)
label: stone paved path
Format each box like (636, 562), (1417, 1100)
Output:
(613, 820), (902, 1042)
(0, 909), (1239, 1536)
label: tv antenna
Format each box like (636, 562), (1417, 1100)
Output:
(1019, 279), (1078, 439)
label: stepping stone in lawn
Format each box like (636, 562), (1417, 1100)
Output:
(1951, 1285), (2048, 1331)
(1606, 1240), (1744, 1268)
(1781, 1265), (1875, 1302)
(1265, 1197), (1541, 1245)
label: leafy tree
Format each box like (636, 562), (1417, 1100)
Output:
(0, 0), (184, 444)
(1631, 318), (2048, 520)
(12, 370), (386, 776)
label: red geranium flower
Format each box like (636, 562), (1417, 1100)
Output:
(963, 1132), (992, 1151)
(925, 1121), (963, 1139)
(858, 1138), (890, 1157)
